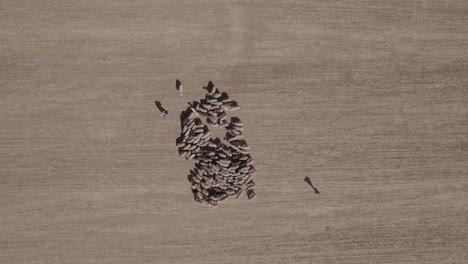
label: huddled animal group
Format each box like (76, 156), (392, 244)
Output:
(176, 81), (257, 206)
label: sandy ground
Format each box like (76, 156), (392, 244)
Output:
(1, 1), (467, 263)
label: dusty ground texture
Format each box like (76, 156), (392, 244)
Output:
(1, 1), (467, 263)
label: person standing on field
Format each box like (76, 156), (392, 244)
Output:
(176, 79), (183, 96)
(155, 101), (169, 119)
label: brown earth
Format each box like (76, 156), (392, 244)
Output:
(1, 1), (467, 263)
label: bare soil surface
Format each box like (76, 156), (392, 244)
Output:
(1, 1), (467, 263)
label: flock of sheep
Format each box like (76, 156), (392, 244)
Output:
(176, 81), (257, 206)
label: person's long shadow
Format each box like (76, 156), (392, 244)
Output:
(176, 79), (182, 91)
(154, 100), (167, 113)
(304, 176), (320, 194)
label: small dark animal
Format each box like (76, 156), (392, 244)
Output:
(304, 176), (320, 194)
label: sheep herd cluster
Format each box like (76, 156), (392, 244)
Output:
(176, 81), (257, 206)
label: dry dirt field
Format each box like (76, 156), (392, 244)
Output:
(1, 1), (467, 263)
